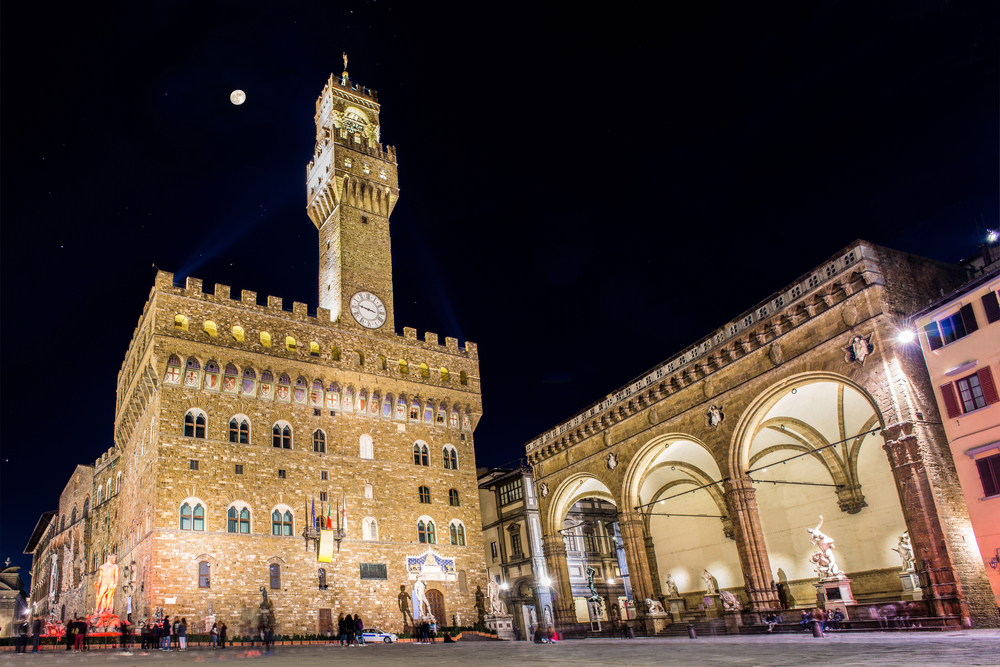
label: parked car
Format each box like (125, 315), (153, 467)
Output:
(362, 628), (398, 643)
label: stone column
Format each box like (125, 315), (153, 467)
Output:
(616, 512), (656, 605)
(643, 534), (663, 600)
(541, 534), (575, 630)
(724, 476), (779, 611)
(882, 420), (971, 625)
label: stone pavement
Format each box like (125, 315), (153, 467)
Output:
(3, 632), (999, 667)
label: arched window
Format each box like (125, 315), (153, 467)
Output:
(277, 373), (291, 402)
(310, 380), (324, 406)
(359, 434), (373, 459)
(450, 521), (466, 546)
(106, 483), (112, 501)
(229, 417), (250, 444)
(420, 363), (430, 378)
(440, 367), (450, 383)
(71, 506), (77, 524)
(224, 364), (239, 393)
(199, 562), (210, 588)
(377, 354), (387, 371)
(409, 399), (420, 421)
(363, 517), (379, 541)
(204, 321), (218, 337)
(271, 510), (293, 536)
(313, 430), (326, 453)
(260, 331), (272, 348)
(364, 483), (374, 499)
(318, 568), (328, 590)
(96, 485), (102, 505)
(193, 504), (204, 531)
(331, 346), (341, 362)
(83, 497), (90, 518)
(180, 503), (193, 530)
(227, 506), (251, 534)
(204, 361), (220, 390)
(60, 515), (65, 532)
(294, 377), (307, 404)
(185, 357), (201, 387)
(443, 446), (458, 470)
(164, 355), (181, 384)
(413, 442), (429, 466)
(460, 371), (468, 386)
(417, 519), (436, 544)
(174, 314), (189, 331)
(269, 563), (281, 589)
(258, 371), (274, 400)
(448, 489), (460, 507)
(399, 359), (408, 374)
(285, 336), (297, 352)
(419, 486), (431, 503)
(184, 410), (206, 438)
(272, 423), (292, 449)
(232, 325), (246, 342)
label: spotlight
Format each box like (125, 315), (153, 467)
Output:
(897, 330), (916, 344)
(540, 576), (552, 587)
(988, 229), (999, 243)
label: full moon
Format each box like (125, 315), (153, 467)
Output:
(230, 90), (246, 105)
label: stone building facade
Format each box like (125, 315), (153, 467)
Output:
(25, 68), (487, 635)
(526, 241), (1000, 633)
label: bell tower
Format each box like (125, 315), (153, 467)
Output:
(307, 57), (399, 331)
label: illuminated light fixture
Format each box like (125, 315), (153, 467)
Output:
(897, 330), (916, 344)
(988, 229), (999, 243)
(607, 578), (616, 585)
(500, 581), (510, 590)
(540, 576), (552, 587)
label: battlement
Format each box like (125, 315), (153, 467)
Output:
(316, 72), (379, 109)
(151, 271), (476, 358)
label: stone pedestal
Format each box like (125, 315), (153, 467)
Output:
(486, 614), (515, 641)
(815, 578), (856, 615)
(898, 572), (922, 601)
(703, 594), (721, 619)
(723, 611), (744, 634)
(667, 596), (685, 623)
(646, 613), (670, 634)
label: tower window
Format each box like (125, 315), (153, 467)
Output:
(362, 216), (368, 224)
(235, 464), (244, 475)
(419, 486), (431, 504)
(449, 489), (460, 506)
(190, 460), (199, 471)
(278, 469), (287, 479)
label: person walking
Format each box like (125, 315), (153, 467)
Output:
(219, 621), (228, 649)
(172, 617), (181, 650)
(161, 615), (171, 650)
(338, 613), (346, 646)
(345, 613), (356, 646)
(77, 616), (89, 651)
(65, 617), (74, 651)
(120, 617), (133, 654)
(178, 618), (187, 650)
(15, 617), (28, 653)
(210, 622), (219, 649)
(151, 620), (161, 651)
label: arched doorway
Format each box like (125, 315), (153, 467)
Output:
(426, 589), (445, 626)
(732, 374), (905, 608)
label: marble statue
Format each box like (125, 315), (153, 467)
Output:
(486, 579), (507, 616)
(720, 590), (742, 611)
(414, 577), (432, 619)
(529, 606), (537, 629)
(664, 574), (680, 597)
(702, 569), (717, 595)
(645, 598), (666, 615)
(93, 554), (118, 614)
(807, 516), (845, 579)
(892, 531), (915, 572)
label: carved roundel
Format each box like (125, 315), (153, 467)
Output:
(539, 482), (549, 498)
(606, 453), (618, 470)
(705, 405), (725, 429)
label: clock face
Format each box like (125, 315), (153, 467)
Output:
(349, 291), (387, 329)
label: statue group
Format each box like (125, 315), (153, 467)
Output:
(807, 516), (845, 579)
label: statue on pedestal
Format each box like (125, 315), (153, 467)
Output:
(645, 598), (666, 615)
(664, 574), (680, 597)
(892, 531), (915, 572)
(486, 579), (507, 616)
(414, 577), (433, 620)
(807, 516), (845, 580)
(474, 585), (486, 626)
(93, 554), (118, 615)
(702, 569), (717, 595)
(720, 590), (742, 611)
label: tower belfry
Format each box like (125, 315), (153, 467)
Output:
(307, 65), (399, 331)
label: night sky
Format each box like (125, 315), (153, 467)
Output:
(2, 1), (997, 578)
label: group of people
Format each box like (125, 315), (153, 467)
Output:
(11, 617), (45, 653)
(798, 608), (845, 632)
(139, 616), (192, 651)
(331, 613), (366, 646)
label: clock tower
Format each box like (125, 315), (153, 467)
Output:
(306, 61), (399, 331)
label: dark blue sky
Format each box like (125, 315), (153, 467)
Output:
(2, 0), (997, 577)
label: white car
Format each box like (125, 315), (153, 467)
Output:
(362, 628), (398, 643)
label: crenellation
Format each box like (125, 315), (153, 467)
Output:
(445, 336), (458, 350)
(267, 295), (283, 310)
(242, 289), (257, 305)
(403, 327), (417, 339)
(293, 301), (309, 316)
(185, 276), (203, 293)
(214, 283), (231, 299)
(424, 331), (438, 346)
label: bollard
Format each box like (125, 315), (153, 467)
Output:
(687, 624), (697, 639)
(810, 620), (824, 638)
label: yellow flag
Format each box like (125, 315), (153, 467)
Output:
(318, 530), (334, 563)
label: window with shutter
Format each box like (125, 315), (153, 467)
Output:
(269, 563), (281, 589)
(924, 322), (943, 350)
(959, 302), (979, 335)
(976, 454), (1000, 497)
(982, 290), (1000, 324)
(956, 374), (987, 413)
(199, 562), (210, 588)
(977, 367), (999, 405)
(940, 382), (961, 418)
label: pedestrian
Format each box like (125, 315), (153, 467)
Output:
(77, 616), (89, 651)
(219, 621), (228, 649)
(812, 607), (826, 634)
(31, 615), (42, 653)
(120, 617), (133, 653)
(152, 620), (161, 650)
(210, 622), (219, 648)
(178, 618), (187, 650)
(830, 608), (844, 630)
(355, 615), (365, 645)
(338, 613), (346, 646)
(765, 612), (777, 632)
(15, 618), (28, 653)
(346, 613), (357, 646)
(161, 615), (171, 650)
(799, 610), (811, 631)
(65, 617), (74, 651)
(172, 617), (181, 650)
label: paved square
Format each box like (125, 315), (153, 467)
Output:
(4, 631), (1000, 667)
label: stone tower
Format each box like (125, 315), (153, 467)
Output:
(306, 63), (399, 331)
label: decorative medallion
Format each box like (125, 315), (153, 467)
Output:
(769, 343), (784, 367)
(539, 482), (549, 498)
(706, 405), (725, 428)
(606, 453), (618, 470)
(844, 333), (874, 365)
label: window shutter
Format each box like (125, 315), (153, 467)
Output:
(940, 382), (961, 418)
(982, 291), (1000, 324)
(976, 456), (1000, 497)
(924, 322), (943, 351)
(977, 367), (999, 405)
(960, 303), (979, 335)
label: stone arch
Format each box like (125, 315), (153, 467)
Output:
(543, 473), (616, 537)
